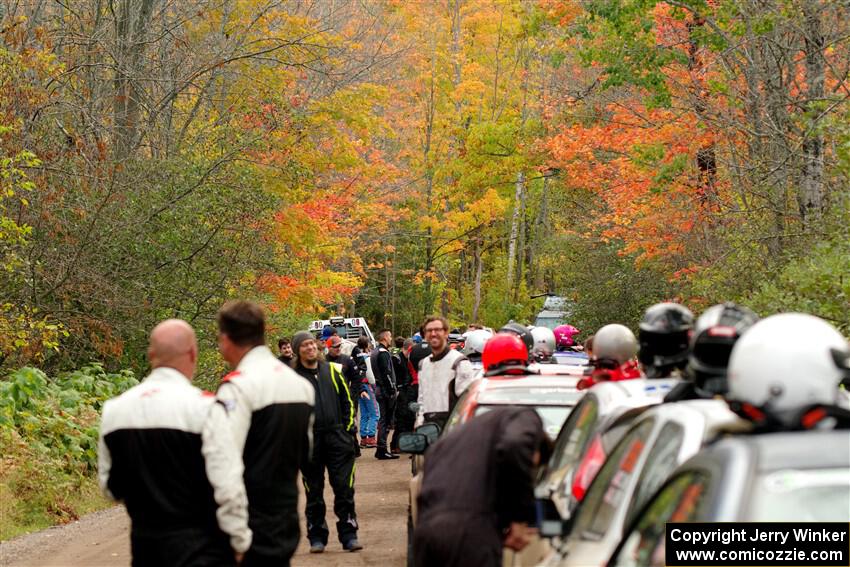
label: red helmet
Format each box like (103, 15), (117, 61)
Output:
(482, 333), (529, 373)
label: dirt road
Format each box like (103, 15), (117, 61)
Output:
(0, 455), (410, 567)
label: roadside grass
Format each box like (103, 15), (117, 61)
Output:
(0, 454), (111, 541)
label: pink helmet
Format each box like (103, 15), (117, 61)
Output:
(554, 324), (580, 348)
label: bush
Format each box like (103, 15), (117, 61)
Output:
(745, 239), (850, 333)
(0, 364), (137, 539)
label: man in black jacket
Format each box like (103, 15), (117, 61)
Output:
(290, 331), (362, 553)
(326, 336), (364, 408)
(391, 337), (414, 453)
(414, 407), (548, 567)
(327, 335), (366, 457)
(370, 329), (399, 460)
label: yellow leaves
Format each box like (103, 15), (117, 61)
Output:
(0, 303), (67, 362)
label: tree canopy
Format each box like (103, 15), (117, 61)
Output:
(1, 0), (849, 381)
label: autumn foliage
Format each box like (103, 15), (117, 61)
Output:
(1, 0), (850, 375)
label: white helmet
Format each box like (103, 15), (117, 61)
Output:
(529, 326), (557, 360)
(463, 329), (493, 358)
(594, 324), (638, 364)
(727, 313), (849, 422)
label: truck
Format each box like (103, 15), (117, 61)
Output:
(533, 295), (573, 330)
(308, 316), (375, 345)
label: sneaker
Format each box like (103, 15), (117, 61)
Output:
(363, 436), (377, 448)
(343, 538), (364, 552)
(359, 438), (369, 448)
(309, 541), (325, 554)
(391, 447), (401, 454)
(375, 450), (400, 460)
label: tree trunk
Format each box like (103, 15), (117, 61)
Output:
(422, 30), (437, 318)
(451, 0), (462, 114)
(800, 0), (825, 223)
(506, 171), (524, 287)
(516, 183), (527, 298)
(472, 238), (482, 323)
(532, 175), (550, 290)
(113, 0), (156, 160)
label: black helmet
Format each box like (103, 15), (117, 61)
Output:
(689, 302), (759, 393)
(638, 302), (694, 378)
(499, 322), (534, 361)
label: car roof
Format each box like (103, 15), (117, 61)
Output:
(684, 429), (850, 479)
(473, 375), (582, 407)
(552, 352), (589, 365)
(745, 430), (850, 471)
(586, 379), (678, 411)
(537, 309), (568, 318)
(637, 399), (747, 438)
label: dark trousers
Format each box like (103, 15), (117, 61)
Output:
(300, 429), (358, 545)
(394, 384), (418, 439)
(375, 390), (396, 452)
(243, 548), (290, 567)
(131, 527), (234, 567)
(242, 508), (299, 567)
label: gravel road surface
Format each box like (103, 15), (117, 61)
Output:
(0, 455), (410, 567)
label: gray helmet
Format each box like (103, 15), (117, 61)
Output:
(462, 329), (492, 358)
(594, 324), (638, 365)
(529, 326), (556, 360)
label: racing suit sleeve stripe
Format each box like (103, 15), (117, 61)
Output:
(331, 365), (355, 432)
(201, 401), (252, 554)
(216, 381), (252, 456)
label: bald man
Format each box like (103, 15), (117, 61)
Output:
(99, 319), (252, 567)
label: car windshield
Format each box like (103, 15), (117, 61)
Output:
(752, 469), (850, 521)
(332, 324), (363, 340)
(535, 317), (563, 330)
(475, 404), (573, 439)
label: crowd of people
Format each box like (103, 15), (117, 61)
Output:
(97, 302), (481, 566)
(97, 298), (850, 567)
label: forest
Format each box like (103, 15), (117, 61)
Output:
(1, 2), (849, 531)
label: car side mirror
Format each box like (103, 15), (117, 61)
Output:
(416, 422), (441, 444)
(398, 432), (428, 454)
(536, 497), (572, 539)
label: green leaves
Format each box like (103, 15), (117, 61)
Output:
(0, 364), (138, 473)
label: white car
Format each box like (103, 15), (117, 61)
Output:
(542, 399), (746, 567)
(608, 429), (850, 567)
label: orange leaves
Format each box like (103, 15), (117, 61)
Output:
(547, 99), (719, 267)
(540, 0), (582, 27)
(257, 271), (362, 314)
